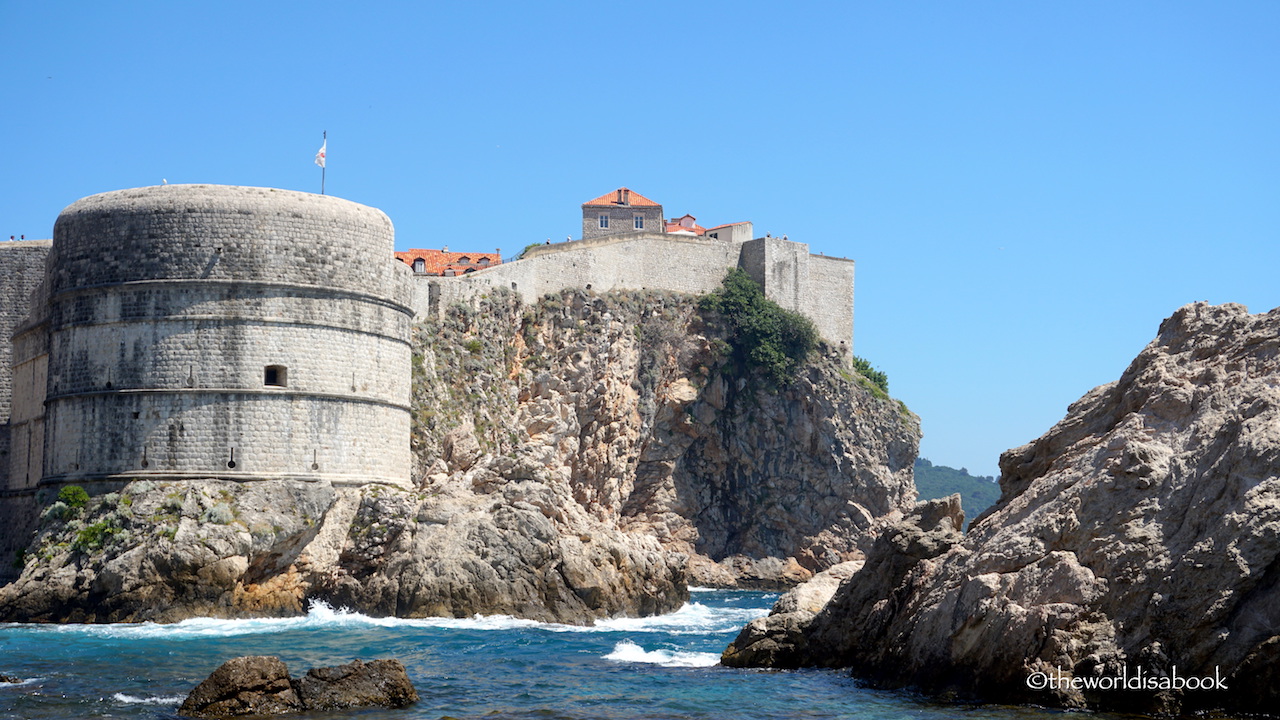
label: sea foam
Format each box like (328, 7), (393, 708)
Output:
(603, 640), (720, 668)
(111, 692), (184, 705)
(16, 595), (770, 640)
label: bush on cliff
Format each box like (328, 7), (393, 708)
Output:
(699, 269), (817, 386)
(851, 356), (889, 395)
(58, 485), (89, 509)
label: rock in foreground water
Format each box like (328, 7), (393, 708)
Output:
(179, 656), (417, 717)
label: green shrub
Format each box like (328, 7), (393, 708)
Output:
(58, 485), (89, 509)
(851, 356), (889, 395)
(73, 520), (120, 552)
(515, 241), (546, 260)
(699, 269), (817, 386)
(464, 338), (483, 355)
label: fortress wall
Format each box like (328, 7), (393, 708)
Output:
(50, 186), (400, 299)
(43, 185), (412, 488)
(806, 254), (855, 352)
(0, 241), (52, 495)
(420, 233), (743, 318)
(0, 242), (52, 421)
(43, 393), (409, 485)
(421, 233), (856, 352)
(0, 242), (51, 581)
(740, 235), (810, 315)
(7, 322), (48, 491)
(46, 290), (408, 397)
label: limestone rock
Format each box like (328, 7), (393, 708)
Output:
(293, 658), (418, 711)
(0, 480), (335, 623)
(178, 656), (302, 718)
(727, 302), (1280, 718)
(178, 656), (417, 717)
(414, 288), (919, 589)
(723, 497), (961, 669)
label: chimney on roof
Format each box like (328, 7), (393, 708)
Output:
(619, 188), (630, 205)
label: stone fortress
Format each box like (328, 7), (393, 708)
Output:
(0, 183), (854, 575)
(409, 188), (855, 354)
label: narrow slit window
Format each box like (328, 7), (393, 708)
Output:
(264, 365), (288, 387)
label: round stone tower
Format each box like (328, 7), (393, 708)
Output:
(42, 185), (412, 487)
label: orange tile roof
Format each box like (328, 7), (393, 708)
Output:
(582, 187), (661, 207)
(665, 214), (707, 235)
(395, 248), (502, 275)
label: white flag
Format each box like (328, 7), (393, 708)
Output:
(314, 139), (327, 168)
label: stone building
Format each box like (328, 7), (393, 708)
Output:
(581, 188), (665, 240)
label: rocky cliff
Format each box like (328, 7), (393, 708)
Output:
(725, 302), (1280, 717)
(0, 286), (918, 623)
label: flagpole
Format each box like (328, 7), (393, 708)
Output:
(321, 130), (327, 195)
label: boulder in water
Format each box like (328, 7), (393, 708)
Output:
(179, 655), (417, 717)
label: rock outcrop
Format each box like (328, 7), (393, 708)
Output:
(0, 287), (917, 623)
(178, 656), (302, 718)
(178, 656), (416, 717)
(725, 302), (1280, 717)
(412, 288), (919, 589)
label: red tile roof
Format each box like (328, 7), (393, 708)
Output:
(395, 248), (502, 275)
(582, 187), (661, 207)
(665, 214), (706, 235)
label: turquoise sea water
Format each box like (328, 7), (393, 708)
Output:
(0, 589), (1114, 719)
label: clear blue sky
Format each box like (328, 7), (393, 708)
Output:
(4, 2), (1278, 478)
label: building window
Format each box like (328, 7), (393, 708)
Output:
(634, 216), (644, 230)
(412, 258), (425, 273)
(457, 256), (471, 264)
(598, 215), (609, 229)
(478, 257), (490, 266)
(264, 365), (288, 387)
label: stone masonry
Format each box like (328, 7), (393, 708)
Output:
(5, 185), (413, 495)
(0, 241), (52, 491)
(421, 231), (855, 353)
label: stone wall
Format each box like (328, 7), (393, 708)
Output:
(41, 185), (413, 488)
(7, 317), (47, 491)
(0, 241), (52, 489)
(0, 242), (51, 419)
(806, 254), (855, 353)
(422, 232), (855, 350)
